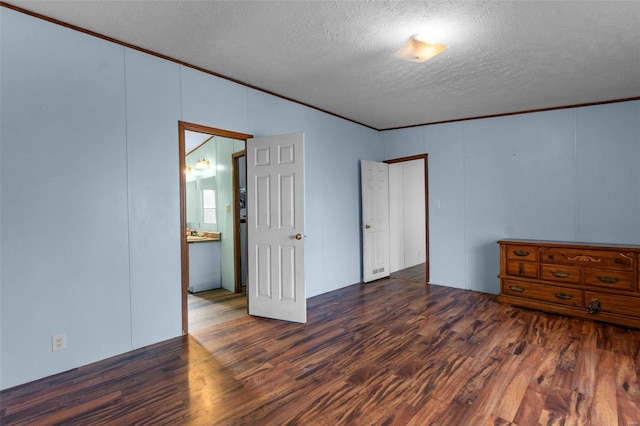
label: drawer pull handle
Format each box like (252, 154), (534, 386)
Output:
(597, 276), (619, 284)
(513, 250), (530, 257)
(615, 258), (624, 264)
(554, 293), (573, 300)
(509, 285), (525, 293)
(588, 298), (601, 314)
(551, 271), (570, 278)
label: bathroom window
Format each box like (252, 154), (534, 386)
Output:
(202, 189), (216, 224)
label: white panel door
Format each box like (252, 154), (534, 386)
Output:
(361, 160), (390, 282)
(247, 133), (306, 323)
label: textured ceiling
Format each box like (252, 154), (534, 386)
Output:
(5, 1), (640, 130)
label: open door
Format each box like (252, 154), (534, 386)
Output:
(246, 133), (306, 323)
(361, 160), (390, 282)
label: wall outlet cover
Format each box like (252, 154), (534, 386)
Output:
(52, 334), (66, 352)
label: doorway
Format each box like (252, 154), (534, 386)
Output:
(232, 151), (246, 293)
(387, 154), (429, 283)
(178, 121), (252, 334)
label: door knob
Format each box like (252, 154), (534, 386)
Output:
(295, 233), (303, 240)
(365, 224), (371, 229)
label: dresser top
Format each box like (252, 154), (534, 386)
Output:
(498, 238), (640, 250)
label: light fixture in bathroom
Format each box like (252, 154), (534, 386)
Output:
(195, 158), (210, 170)
(184, 165), (192, 175)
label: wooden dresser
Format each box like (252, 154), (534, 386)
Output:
(498, 239), (640, 328)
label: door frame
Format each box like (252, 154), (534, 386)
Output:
(232, 150), (247, 294)
(178, 121), (252, 335)
(384, 154), (429, 283)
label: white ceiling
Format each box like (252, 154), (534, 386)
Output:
(6, 1), (640, 130)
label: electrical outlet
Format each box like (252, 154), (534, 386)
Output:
(52, 334), (66, 352)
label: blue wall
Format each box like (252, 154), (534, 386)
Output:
(0, 8), (381, 390)
(383, 101), (640, 293)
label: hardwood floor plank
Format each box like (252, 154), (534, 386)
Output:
(538, 408), (567, 426)
(540, 389), (573, 424)
(406, 397), (449, 425)
(390, 263), (426, 283)
(617, 354), (640, 398)
(454, 355), (504, 406)
(513, 384), (547, 425)
(572, 338), (600, 397)
(531, 348), (561, 389)
(591, 350), (619, 425)
(426, 353), (476, 403)
(617, 392), (640, 426)
(188, 288), (247, 331)
(2, 278), (640, 425)
(493, 344), (545, 422)
(564, 390), (593, 425)
(380, 402), (419, 426)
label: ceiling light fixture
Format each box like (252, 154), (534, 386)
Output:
(394, 36), (448, 63)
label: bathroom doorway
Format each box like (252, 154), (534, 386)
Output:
(178, 121), (252, 334)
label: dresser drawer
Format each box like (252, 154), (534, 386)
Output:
(540, 264), (581, 284)
(506, 245), (538, 262)
(502, 280), (582, 307)
(506, 261), (538, 279)
(583, 268), (634, 291)
(585, 291), (640, 318)
(540, 248), (634, 271)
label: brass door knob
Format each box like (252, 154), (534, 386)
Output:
(295, 233), (303, 240)
(365, 224), (371, 229)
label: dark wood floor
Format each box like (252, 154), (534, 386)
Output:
(2, 278), (640, 425)
(390, 262), (427, 283)
(188, 288), (247, 332)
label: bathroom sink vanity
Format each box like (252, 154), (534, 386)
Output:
(187, 233), (221, 293)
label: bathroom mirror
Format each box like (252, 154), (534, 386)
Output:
(185, 131), (245, 233)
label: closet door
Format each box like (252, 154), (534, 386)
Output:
(361, 160), (390, 283)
